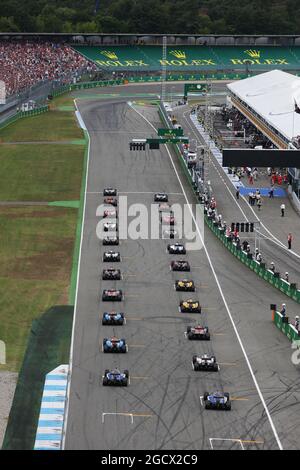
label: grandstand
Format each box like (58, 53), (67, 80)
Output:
(74, 45), (300, 73)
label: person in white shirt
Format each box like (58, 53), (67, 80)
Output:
(280, 203), (285, 217)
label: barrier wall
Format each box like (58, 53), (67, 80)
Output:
(271, 306), (300, 342)
(0, 105), (49, 131)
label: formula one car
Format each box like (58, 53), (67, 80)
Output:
(103, 222), (118, 232)
(103, 208), (117, 218)
(102, 235), (119, 246)
(102, 268), (121, 280)
(168, 243), (186, 254)
(171, 260), (190, 272)
(103, 188), (117, 197)
(154, 193), (168, 202)
(102, 289), (123, 301)
(102, 337), (128, 353)
(186, 325), (210, 340)
(180, 299), (201, 313)
(175, 279), (195, 292)
(102, 311), (125, 325)
(103, 251), (121, 262)
(192, 354), (219, 371)
(159, 202), (171, 212)
(203, 391), (231, 410)
(102, 369), (129, 386)
(163, 229), (178, 239)
(161, 214), (175, 225)
(104, 196), (118, 207)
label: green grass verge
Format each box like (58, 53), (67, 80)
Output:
(0, 144), (84, 201)
(0, 110), (82, 142)
(0, 206), (77, 372)
(2, 305), (73, 449)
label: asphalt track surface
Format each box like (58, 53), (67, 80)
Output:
(64, 85), (300, 450)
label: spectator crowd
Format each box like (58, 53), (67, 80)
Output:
(0, 41), (97, 96)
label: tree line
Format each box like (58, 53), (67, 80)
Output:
(0, 0), (299, 35)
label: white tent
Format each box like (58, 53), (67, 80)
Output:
(227, 70), (300, 142)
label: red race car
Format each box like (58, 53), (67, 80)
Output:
(103, 196), (118, 207)
(161, 214), (175, 225)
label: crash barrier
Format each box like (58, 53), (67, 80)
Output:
(205, 218), (300, 304)
(157, 101), (300, 305)
(0, 105), (49, 131)
(51, 79), (125, 98)
(270, 304), (300, 342)
(34, 364), (69, 450)
(2, 306), (73, 450)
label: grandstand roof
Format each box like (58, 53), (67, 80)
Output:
(228, 70), (300, 142)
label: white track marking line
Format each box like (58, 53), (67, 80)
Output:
(62, 100), (91, 449)
(209, 438), (245, 450)
(129, 102), (283, 450)
(183, 110), (300, 260)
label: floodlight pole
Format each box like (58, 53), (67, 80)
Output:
(161, 36), (167, 103)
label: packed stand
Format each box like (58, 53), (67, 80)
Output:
(0, 41), (97, 96)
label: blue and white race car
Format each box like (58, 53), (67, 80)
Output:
(102, 311), (125, 325)
(102, 369), (129, 386)
(102, 337), (128, 353)
(203, 391), (231, 410)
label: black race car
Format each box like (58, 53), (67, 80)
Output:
(103, 208), (118, 218)
(102, 268), (121, 280)
(175, 279), (195, 292)
(154, 193), (168, 202)
(102, 369), (129, 386)
(102, 289), (123, 301)
(186, 325), (210, 340)
(192, 354), (219, 371)
(180, 299), (201, 313)
(103, 222), (118, 232)
(102, 311), (125, 325)
(171, 260), (190, 272)
(163, 229), (178, 239)
(102, 337), (128, 353)
(104, 196), (118, 207)
(203, 391), (231, 410)
(102, 236), (119, 246)
(103, 188), (117, 197)
(103, 251), (121, 262)
(168, 243), (186, 254)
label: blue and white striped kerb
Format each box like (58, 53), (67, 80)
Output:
(34, 364), (69, 450)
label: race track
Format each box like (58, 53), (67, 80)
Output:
(64, 87), (300, 450)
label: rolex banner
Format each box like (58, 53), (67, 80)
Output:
(74, 45), (300, 72)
